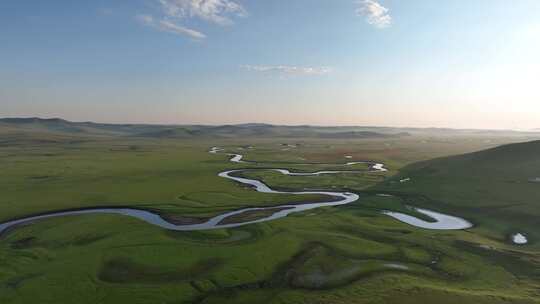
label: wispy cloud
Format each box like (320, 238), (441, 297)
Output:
(136, 14), (154, 26)
(357, 0), (392, 29)
(242, 65), (333, 76)
(136, 14), (206, 39)
(158, 0), (247, 25)
(137, 0), (246, 39)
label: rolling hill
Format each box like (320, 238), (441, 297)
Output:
(377, 140), (540, 243)
(0, 117), (412, 140)
(0, 117), (172, 137)
(4, 117), (540, 142)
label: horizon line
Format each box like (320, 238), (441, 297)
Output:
(1, 116), (539, 133)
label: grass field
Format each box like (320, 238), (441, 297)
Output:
(1, 131), (539, 303)
(374, 140), (540, 244)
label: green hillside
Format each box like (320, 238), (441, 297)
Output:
(377, 140), (540, 243)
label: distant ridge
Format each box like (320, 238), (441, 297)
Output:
(1, 117), (540, 140)
(0, 117), (173, 138)
(0, 117), (411, 139)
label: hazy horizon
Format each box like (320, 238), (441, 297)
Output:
(2, 0), (540, 130)
(3, 115), (540, 132)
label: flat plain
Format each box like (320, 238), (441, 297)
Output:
(1, 120), (539, 304)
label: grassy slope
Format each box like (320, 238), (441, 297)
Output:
(375, 140), (540, 243)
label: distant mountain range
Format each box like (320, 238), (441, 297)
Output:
(0, 117), (411, 139)
(1, 117), (539, 141)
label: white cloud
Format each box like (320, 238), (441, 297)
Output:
(242, 65), (333, 76)
(357, 0), (392, 28)
(157, 20), (207, 39)
(136, 0), (246, 39)
(136, 14), (206, 39)
(158, 0), (247, 25)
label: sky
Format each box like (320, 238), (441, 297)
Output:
(1, 0), (540, 129)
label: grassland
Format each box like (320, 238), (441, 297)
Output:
(374, 140), (540, 244)
(1, 128), (539, 303)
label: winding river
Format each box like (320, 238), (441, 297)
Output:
(0, 147), (471, 234)
(382, 208), (472, 230)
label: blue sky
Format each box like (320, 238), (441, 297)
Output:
(1, 0), (540, 129)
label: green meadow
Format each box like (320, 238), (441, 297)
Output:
(1, 133), (539, 303)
